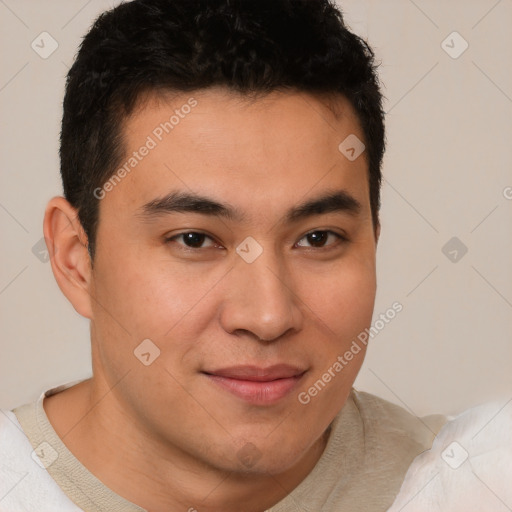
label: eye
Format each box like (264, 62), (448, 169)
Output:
(166, 231), (218, 249)
(295, 230), (347, 249)
(165, 230), (347, 252)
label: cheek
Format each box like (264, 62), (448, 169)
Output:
(293, 252), (376, 411)
(92, 250), (204, 336)
(90, 247), (228, 382)
(298, 254), (377, 340)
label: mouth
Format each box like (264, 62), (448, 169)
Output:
(202, 364), (307, 405)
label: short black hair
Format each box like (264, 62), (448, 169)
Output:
(60, 0), (385, 259)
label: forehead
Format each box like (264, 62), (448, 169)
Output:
(104, 87), (370, 222)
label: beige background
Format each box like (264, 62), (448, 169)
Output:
(1, 0), (511, 415)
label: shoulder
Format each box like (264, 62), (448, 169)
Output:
(388, 399), (512, 511)
(275, 390), (446, 511)
(351, 389), (447, 451)
(0, 407), (81, 512)
(301, 390), (448, 510)
(0, 407), (35, 463)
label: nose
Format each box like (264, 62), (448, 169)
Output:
(218, 248), (304, 342)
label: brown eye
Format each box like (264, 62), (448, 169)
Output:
(296, 230), (346, 249)
(167, 232), (216, 249)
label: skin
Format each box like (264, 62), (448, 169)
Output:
(43, 87), (380, 512)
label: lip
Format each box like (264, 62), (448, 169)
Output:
(203, 364), (307, 405)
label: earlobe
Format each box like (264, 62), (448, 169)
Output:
(43, 197), (93, 319)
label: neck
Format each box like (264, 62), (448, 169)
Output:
(43, 378), (330, 512)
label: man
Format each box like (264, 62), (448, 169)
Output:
(2, 1), (507, 511)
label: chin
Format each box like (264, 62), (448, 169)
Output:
(221, 433), (317, 476)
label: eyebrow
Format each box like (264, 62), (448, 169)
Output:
(137, 189), (362, 224)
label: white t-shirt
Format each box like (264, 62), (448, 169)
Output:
(388, 398), (512, 511)
(0, 408), (82, 512)
(9, 380), (507, 512)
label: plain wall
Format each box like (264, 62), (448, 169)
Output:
(1, 0), (511, 415)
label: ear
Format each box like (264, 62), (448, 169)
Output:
(43, 196), (93, 319)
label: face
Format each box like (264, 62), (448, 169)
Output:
(89, 87), (378, 475)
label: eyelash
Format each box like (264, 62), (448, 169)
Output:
(164, 230), (348, 252)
